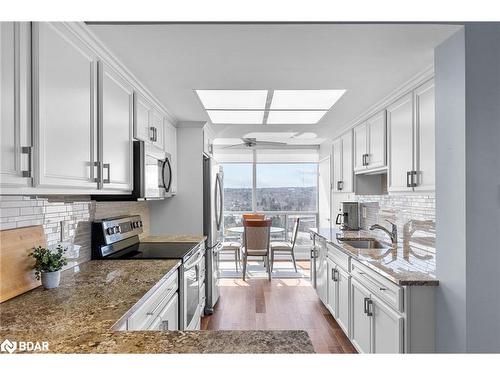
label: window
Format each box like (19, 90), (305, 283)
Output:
(256, 164), (317, 212)
(222, 163), (253, 212)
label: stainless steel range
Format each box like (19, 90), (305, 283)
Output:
(91, 215), (205, 330)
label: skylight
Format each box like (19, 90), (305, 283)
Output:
(195, 89), (345, 125)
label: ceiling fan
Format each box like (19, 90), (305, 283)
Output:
(223, 137), (287, 149)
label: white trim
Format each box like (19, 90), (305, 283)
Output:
(330, 65), (434, 140)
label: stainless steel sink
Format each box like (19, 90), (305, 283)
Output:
(337, 238), (388, 249)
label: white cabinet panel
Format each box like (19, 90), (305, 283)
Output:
(133, 92), (151, 143)
(327, 258), (338, 317)
(99, 62), (133, 192)
(340, 131), (353, 192)
(366, 110), (386, 169)
(387, 92), (414, 192)
(318, 156), (331, 227)
(0, 22), (32, 189)
(337, 267), (350, 336)
(316, 239), (328, 305)
(332, 138), (342, 192)
(353, 122), (367, 172)
(351, 278), (371, 353)
(371, 294), (404, 353)
(33, 23), (98, 189)
(414, 79), (435, 191)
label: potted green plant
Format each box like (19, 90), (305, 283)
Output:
(29, 245), (68, 289)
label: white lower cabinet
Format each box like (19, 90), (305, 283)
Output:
(336, 267), (350, 336)
(326, 258), (338, 316)
(316, 239), (328, 305)
(148, 292), (179, 331)
(371, 294), (403, 353)
(350, 278), (372, 353)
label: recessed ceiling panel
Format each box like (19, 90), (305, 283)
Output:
(207, 110), (264, 124)
(196, 90), (268, 109)
(266, 111), (327, 124)
(270, 90), (346, 110)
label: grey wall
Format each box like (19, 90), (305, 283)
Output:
(435, 24), (500, 353)
(149, 125), (205, 235)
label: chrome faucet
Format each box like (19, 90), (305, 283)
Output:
(370, 220), (398, 244)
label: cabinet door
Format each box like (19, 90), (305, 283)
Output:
(371, 294), (403, 353)
(99, 62), (133, 192)
(340, 131), (353, 192)
(366, 110), (386, 170)
(331, 137), (342, 192)
(316, 240), (328, 305)
(150, 107), (164, 150)
(0, 22), (31, 189)
(337, 267), (350, 336)
(318, 156), (331, 227)
(133, 92), (152, 143)
(157, 292), (179, 331)
(414, 79), (435, 191)
(387, 92), (414, 192)
(353, 122), (367, 172)
(326, 258), (338, 316)
(351, 278), (371, 353)
(33, 23), (98, 189)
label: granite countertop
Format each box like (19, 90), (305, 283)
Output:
(0, 260), (313, 354)
(141, 235), (207, 243)
(310, 227), (438, 286)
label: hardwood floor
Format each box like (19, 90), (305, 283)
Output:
(201, 265), (357, 354)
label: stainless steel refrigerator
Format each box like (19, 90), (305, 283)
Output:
(203, 155), (223, 314)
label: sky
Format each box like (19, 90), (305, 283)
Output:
(222, 163), (317, 189)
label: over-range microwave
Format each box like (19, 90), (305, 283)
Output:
(93, 140), (174, 201)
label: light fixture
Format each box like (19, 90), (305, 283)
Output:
(270, 90), (346, 110)
(207, 110), (264, 124)
(196, 90), (268, 109)
(266, 111), (327, 124)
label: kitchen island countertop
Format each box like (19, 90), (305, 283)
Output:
(0, 259), (313, 354)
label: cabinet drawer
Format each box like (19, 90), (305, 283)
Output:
(128, 270), (179, 330)
(327, 244), (350, 271)
(350, 259), (403, 312)
(147, 292), (179, 331)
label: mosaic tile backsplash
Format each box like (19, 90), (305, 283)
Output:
(0, 196), (150, 267)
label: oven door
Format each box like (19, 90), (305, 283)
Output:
(183, 248), (204, 330)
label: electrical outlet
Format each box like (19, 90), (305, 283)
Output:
(362, 206), (367, 219)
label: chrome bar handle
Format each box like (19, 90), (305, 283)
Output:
(366, 299), (373, 316)
(406, 171), (412, 187)
(149, 126), (155, 142)
(337, 181), (343, 191)
(411, 170), (418, 187)
(103, 163), (110, 184)
(21, 146), (33, 178)
(93, 161), (102, 183)
(364, 297), (369, 314)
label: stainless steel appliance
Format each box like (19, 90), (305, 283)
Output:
(91, 215), (205, 330)
(202, 155), (223, 314)
(93, 140), (174, 201)
(335, 201), (360, 230)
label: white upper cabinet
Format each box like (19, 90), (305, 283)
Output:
(332, 138), (342, 192)
(133, 91), (165, 150)
(163, 117), (178, 194)
(353, 110), (386, 173)
(0, 22), (32, 190)
(32, 23), (98, 190)
(366, 110), (386, 169)
(388, 80), (435, 192)
(387, 92), (414, 192)
(99, 62), (134, 192)
(414, 79), (435, 191)
(353, 122), (367, 172)
(332, 131), (353, 193)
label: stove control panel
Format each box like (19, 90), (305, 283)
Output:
(98, 215), (143, 245)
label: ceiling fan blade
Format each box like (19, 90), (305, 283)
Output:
(254, 140), (288, 146)
(222, 143), (245, 149)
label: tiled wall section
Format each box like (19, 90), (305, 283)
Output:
(355, 193), (435, 243)
(0, 196), (150, 266)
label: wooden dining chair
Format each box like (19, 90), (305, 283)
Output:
(270, 218), (300, 273)
(242, 213), (266, 220)
(241, 218), (272, 281)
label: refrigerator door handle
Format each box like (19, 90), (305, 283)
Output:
(215, 173), (223, 231)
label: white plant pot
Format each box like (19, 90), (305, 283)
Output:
(41, 270), (61, 289)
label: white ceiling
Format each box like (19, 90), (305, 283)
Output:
(88, 23), (461, 145)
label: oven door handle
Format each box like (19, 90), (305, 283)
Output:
(184, 250), (204, 270)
